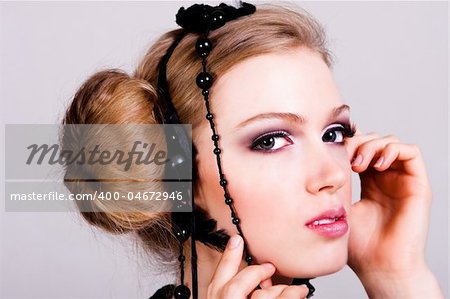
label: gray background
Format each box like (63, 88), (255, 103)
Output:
(0, 1), (448, 298)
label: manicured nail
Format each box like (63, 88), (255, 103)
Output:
(374, 156), (384, 168)
(352, 154), (363, 166)
(228, 235), (241, 249)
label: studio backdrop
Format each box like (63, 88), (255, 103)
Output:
(0, 1), (448, 298)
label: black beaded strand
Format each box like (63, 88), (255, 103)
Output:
(195, 32), (255, 267)
(156, 2), (316, 297)
(172, 217), (191, 299)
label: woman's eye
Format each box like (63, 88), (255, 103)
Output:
(251, 131), (292, 152)
(322, 123), (355, 143)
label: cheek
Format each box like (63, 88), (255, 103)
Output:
(223, 149), (353, 275)
(195, 148), (243, 235)
(197, 139), (353, 275)
(225, 156), (301, 250)
(339, 149), (353, 204)
(195, 150), (287, 240)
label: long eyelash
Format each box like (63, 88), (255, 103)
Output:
(250, 130), (290, 149)
(339, 121), (358, 138)
(250, 121), (357, 151)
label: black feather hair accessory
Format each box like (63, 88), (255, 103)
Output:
(175, 2), (256, 33)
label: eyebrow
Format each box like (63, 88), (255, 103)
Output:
(234, 104), (350, 131)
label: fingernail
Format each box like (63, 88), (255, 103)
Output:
(374, 156), (384, 168)
(299, 284), (309, 291)
(228, 235), (241, 249)
(352, 154), (363, 166)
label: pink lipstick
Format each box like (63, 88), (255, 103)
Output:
(305, 205), (348, 238)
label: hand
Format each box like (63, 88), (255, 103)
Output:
(345, 129), (443, 298)
(207, 234), (310, 299)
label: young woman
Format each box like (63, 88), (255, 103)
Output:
(62, 2), (444, 298)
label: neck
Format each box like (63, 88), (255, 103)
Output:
(181, 239), (293, 298)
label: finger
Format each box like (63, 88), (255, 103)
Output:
(260, 276), (273, 289)
(210, 234), (244, 289)
(372, 142), (404, 172)
(278, 284), (310, 298)
(250, 284), (309, 299)
(250, 285), (288, 299)
(222, 263), (276, 297)
(351, 135), (401, 172)
(372, 143), (428, 179)
(345, 130), (379, 161)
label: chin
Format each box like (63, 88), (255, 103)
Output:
(309, 250), (348, 276)
(275, 238), (349, 278)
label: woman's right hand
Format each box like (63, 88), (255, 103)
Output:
(207, 234), (309, 298)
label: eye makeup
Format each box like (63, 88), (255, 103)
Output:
(248, 120), (358, 153)
(250, 130), (293, 152)
(322, 121), (357, 143)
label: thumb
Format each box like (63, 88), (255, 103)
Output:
(210, 234), (244, 288)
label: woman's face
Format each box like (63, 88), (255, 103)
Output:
(194, 46), (353, 278)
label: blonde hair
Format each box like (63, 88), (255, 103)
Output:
(62, 3), (333, 265)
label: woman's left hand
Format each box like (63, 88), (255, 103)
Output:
(344, 129), (443, 298)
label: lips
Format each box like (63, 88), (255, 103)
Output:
(305, 205), (347, 226)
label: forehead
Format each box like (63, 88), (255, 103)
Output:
(210, 46), (343, 129)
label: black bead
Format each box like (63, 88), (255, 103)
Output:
(211, 134), (219, 141)
(196, 72), (213, 89)
(245, 255), (253, 263)
(174, 284), (191, 299)
(175, 228), (191, 242)
(206, 112), (213, 120)
(202, 89), (209, 96)
(232, 217), (240, 224)
(213, 148), (221, 155)
(225, 197), (232, 205)
(220, 179), (227, 186)
(195, 38), (212, 57)
(178, 255), (185, 262)
(209, 9), (226, 30)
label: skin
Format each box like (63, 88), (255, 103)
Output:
(180, 46), (443, 298)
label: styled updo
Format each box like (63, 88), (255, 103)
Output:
(62, 3), (333, 266)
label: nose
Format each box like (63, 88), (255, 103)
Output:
(304, 142), (347, 195)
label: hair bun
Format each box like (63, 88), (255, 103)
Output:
(62, 69), (172, 242)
